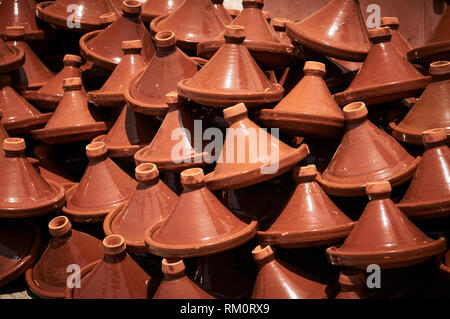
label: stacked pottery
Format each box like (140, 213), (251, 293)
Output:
(0, 0), (46, 40)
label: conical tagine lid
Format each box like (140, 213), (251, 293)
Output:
(22, 55), (83, 111)
(145, 168), (258, 258)
(150, 0), (225, 54)
(31, 77), (108, 145)
(334, 27), (430, 106)
(88, 40), (148, 107)
(141, 0), (184, 23)
(212, 0), (233, 24)
(286, 0), (370, 61)
(251, 245), (329, 299)
(66, 235), (151, 299)
(0, 138), (65, 218)
(178, 25), (284, 107)
(335, 269), (367, 299)
(0, 37), (24, 73)
(258, 165), (355, 248)
(0, 0), (45, 40)
(197, 0), (295, 70)
(398, 129), (450, 219)
(79, 0), (155, 70)
(380, 17), (412, 57)
(153, 259), (215, 299)
(104, 163), (179, 253)
(0, 219), (41, 287)
(317, 102), (419, 197)
(134, 92), (211, 171)
(326, 181), (447, 269)
(260, 61), (344, 139)
(25, 216), (104, 299)
(205, 103), (310, 190)
(63, 141), (137, 223)
(390, 61), (450, 144)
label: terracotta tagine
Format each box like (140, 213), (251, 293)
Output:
(36, 0), (119, 33)
(0, 112), (8, 143)
(0, 37), (24, 73)
(5, 26), (54, 91)
(21, 55), (83, 111)
(79, 0), (155, 70)
(316, 102), (419, 197)
(0, 0), (45, 40)
(251, 245), (329, 299)
(326, 181), (447, 269)
(212, 0), (233, 24)
(153, 259), (215, 299)
(103, 163), (178, 253)
(272, 18), (292, 46)
(390, 61), (450, 144)
(380, 17), (412, 58)
(150, 0), (225, 54)
(258, 165), (354, 248)
(124, 31), (199, 116)
(260, 61), (344, 139)
(141, 0), (184, 23)
(31, 77), (108, 145)
(334, 27), (430, 106)
(286, 0), (370, 61)
(197, 0), (295, 70)
(25, 216), (104, 299)
(0, 138), (65, 218)
(397, 128), (450, 219)
(63, 141), (137, 223)
(335, 269), (367, 299)
(66, 235), (151, 299)
(0, 219), (41, 287)
(145, 167), (258, 258)
(205, 103), (310, 190)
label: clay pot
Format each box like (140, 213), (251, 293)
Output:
(31, 77), (108, 145)
(0, 219), (41, 287)
(397, 129), (450, 219)
(316, 102), (419, 197)
(390, 61), (450, 144)
(286, 0), (370, 61)
(79, 0), (155, 70)
(66, 235), (152, 299)
(153, 259), (215, 299)
(212, 0), (233, 24)
(251, 245), (329, 299)
(21, 55), (83, 111)
(260, 61), (344, 139)
(197, 0), (295, 70)
(335, 27), (430, 106)
(0, 0), (45, 40)
(145, 167), (258, 258)
(0, 112), (9, 143)
(124, 31), (199, 116)
(380, 17), (412, 58)
(134, 92), (211, 171)
(0, 37), (24, 73)
(150, 0), (225, 54)
(326, 181), (447, 269)
(205, 103), (310, 190)
(272, 17), (292, 47)
(103, 163), (178, 253)
(141, 0), (184, 23)
(335, 269), (367, 299)
(25, 216), (104, 299)
(258, 165), (354, 248)
(0, 138), (65, 218)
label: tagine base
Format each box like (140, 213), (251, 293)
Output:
(0, 47), (24, 73)
(3, 113), (53, 135)
(398, 198), (450, 220)
(389, 122), (450, 145)
(20, 90), (61, 111)
(31, 122), (108, 145)
(80, 31), (117, 70)
(407, 41), (450, 67)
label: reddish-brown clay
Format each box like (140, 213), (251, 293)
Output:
(153, 259), (215, 299)
(272, 17), (292, 46)
(251, 245), (329, 299)
(0, 111), (9, 143)
(286, 0), (370, 61)
(439, 250), (450, 280)
(335, 269), (367, 299)
(79, 1), (155, 70)
(212, 0), (233, 24)
(145, 167), (258, 258)
(134, 92), (211, 171)
(380, 17), (412, 58)
(25, 216), (104, 299)
(258, 165), (354, 248)
(326, 181), (447, 269)
(390, 61), (450, 144)
(205, 103), (310, 190)
(31, 77), (108, 145)
(260, 61), (344, 139)
(141, 0), (184, 23)
(0, 0), (45, 40)
(0, 138), (65, 218)
(63, 141), (137, 223)
(0, 37), (24, 73)
(66, 235), (151, 299)
(316, 102), (419, 197)
(397, 129), (450, 219)
(21, 55), (83, 111)
(334, 27), (430, 106)
(0, 220), (41, 287)
(124, 31), (199, 116)
(103, 163), (178, 253)
(150, 0), (225, 54)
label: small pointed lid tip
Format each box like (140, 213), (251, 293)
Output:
(224, 25), (246, 40)
(86, 141), (108, 159)
(368, 27), (392, 43)
(223, 103), (248, 123)
(180, 168), (205, 188)
(161, 258), (185, 277)
(122, 0), (142, 15)
(48, 216), (72, 237)
(63, 55), (83, 66)
(3, 137), (26, 152)
(380, 17), (400, 29)
(100, 12), (117, 24)
(103, 234), (126, 255)
(263, 10), (271, 20)
(122, 40), (143, 54)
(165, 91), (179, 105)
(343, 102), (368, 121)
(135, 163), (159, 183)
(5, 25), (25, 38)
(338, 269), (366, 287)
(422, 128), (448, 146)
(63, 77), (83, 91)
(365, 181), (392, 200)
(252, 245), (275, 264)
(293, 164), (318, 184)
(303, 61), (326, 76)
(154, 31), (177, 48)
(429, 61), (450, 75)
(272, 17), (289, 28)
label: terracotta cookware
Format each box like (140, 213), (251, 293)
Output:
(0, 0), (45, 40)
(141, 0), (184, 24)
(0, 37), (24, 73)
